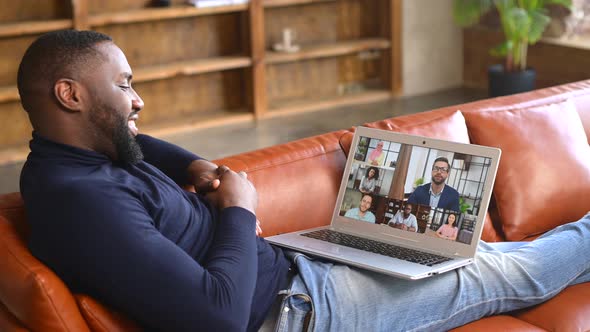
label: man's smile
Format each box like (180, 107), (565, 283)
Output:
(128, 113), (139, 136)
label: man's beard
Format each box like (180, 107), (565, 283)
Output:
(431, 176), (444, 185)
(113, 115), (143, 164)
(90, 103), (144, 164)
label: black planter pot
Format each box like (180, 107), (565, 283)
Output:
(488, 64), (536, 97)
(152, 0), (171, 7)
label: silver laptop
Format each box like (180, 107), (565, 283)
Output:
(267, 126), (501, 280)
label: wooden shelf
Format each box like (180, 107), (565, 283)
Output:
(133, 56), (252, 83)
(0, 19), (73, 38)
(0, 56), (254, 104)
(265, 38), (391, 65)
(141, 109), (254, 137)
(0, 145), (29, 166)
(0, 86), (19, 103)
(88, 4), (249, 26)
(263, 0), (336, 8)
(267, 89), (391, 118)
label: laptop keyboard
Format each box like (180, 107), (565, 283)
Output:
(301, 229), (452, 267)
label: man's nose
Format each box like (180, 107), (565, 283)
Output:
(131, 89), (144, 111)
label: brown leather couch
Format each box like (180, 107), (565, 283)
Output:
(3, 80), (590, 331)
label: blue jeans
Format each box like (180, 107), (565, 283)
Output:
(268, 213), (590, 331)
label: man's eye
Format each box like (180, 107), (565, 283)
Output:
(119, 85), (130, 90)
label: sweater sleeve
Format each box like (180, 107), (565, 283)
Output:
(53, 184), (258, 331)
(135, 134), (202, 185)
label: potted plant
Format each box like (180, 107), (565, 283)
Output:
(453, 0), (572, 97)
(412, 177), (425, 191)
(459, 197), (471, 214)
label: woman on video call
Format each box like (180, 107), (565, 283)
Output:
(436, 213), (459, 241)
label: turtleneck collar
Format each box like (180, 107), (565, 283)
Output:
(28, 131), (111, 165)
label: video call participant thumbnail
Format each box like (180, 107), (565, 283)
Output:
(344, 194), (376, 223)
(408, 157), (460, 212)
(388, 203), (418, 232)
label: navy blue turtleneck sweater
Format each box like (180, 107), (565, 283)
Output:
(20, 133), (290, 331)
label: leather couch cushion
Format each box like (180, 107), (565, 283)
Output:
(215, 131), (349, 237)
(514, 283), (590, 331)
(0, 192), (28, 238)
(450, 315), (546, 331)
(371, 110), (471, 143)
(0, 302), (27, 332)
(464, 100), (590, 240)
(0, 215), (90, 332)
(340, 110), (471, 155)
(76, 294), (141, 332)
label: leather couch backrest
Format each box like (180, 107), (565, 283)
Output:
(214, 130), (349, 236)
(384, 80), (590, 143)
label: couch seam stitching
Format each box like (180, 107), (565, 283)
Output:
(79, 299), (108, 332)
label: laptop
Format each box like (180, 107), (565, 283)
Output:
(267, 126), (501, 280)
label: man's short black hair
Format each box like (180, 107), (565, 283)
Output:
(17, 29), (112, 112)
(433, 156), (451, 169)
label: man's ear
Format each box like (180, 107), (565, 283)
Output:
(54, 79), (83, 112)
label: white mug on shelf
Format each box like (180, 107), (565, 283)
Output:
(282, 28), (294, 48)
(273, 27), (300, 53)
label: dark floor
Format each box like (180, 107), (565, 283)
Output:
(0, 87), (487, 194)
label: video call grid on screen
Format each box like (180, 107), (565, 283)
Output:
(339, 136), (492, 246)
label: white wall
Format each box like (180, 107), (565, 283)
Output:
(402, 0), (463, 96)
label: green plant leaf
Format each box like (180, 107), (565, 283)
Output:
(490, 40), (512, 57)
(459, 197), (471, 213)
(414, 177), (425, 186)
(494, 0), (517, 15)
(453, 0), (493, 26)
(504, 7), (531, 40)
(528, 8), (551, 43)
(520, 0), (540, 10)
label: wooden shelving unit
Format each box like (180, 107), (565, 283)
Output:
(263, 0), (337, 8)
(0, 19), (73, 38)
(87, 4), (249, 26)
(133, 56), (252, 83)
(0, 86), (19, 104)
(265, 38), (391, 64)
(0, 145), (30, 166)
(262, 0), (400, 117)
(0, 0), (401, 165)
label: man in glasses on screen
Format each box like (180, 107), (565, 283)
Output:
(407, 157), (460, 213)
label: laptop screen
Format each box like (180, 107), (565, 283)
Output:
(339, 134), (493, 247)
